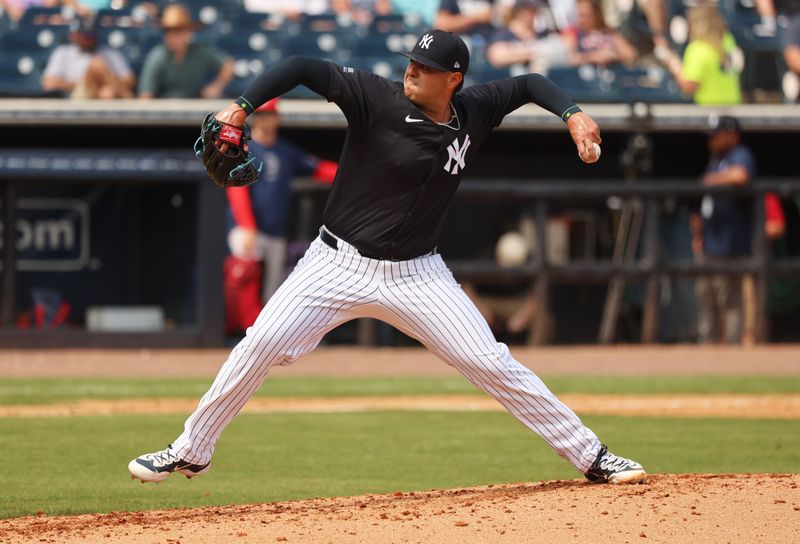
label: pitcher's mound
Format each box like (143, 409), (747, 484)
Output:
(2, 474), (798, 543)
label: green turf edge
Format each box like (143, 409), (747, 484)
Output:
(1, 375), (800, 405)
(1, 412), (798, 519)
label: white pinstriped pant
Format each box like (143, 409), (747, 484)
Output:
(173, 229), (602, 473)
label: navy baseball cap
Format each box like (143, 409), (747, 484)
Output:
(708, 114), (741, 134)
(398, 29), (470, 76)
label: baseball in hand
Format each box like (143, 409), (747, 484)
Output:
(581, 142), (601, 163)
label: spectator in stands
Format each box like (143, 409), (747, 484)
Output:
(779, 5), (800, 94)
(563, 0), (637, 67)
(487, 0), (569, 72)
(41, 15), (135, 98)
(690, 116), (755, 344)
(754, 0), (800, 41)
(138, 3), (234, 99)
(0, 0), (58, 22)
(664, 4), (741, 105)
(601, 0), (670, 58)
(487, 0), (540, 66)
(435, 0), (498, 47)
(536, 0), (576, 32)
(226, 98), (337, 303)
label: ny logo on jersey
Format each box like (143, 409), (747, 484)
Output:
(419, 33), (434, 49)
(444, 134), (471, 175)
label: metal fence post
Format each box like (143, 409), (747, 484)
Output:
(641, 197), (660, 343)
(752, 188), (768, 343)
(532, 199), (550, 345)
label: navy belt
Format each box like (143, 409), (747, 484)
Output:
(320, 228), (341, 252)
(320, 227), (436, 261)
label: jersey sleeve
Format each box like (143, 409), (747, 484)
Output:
(727, 146), (757, 180)
(137, 47), (162, 95)
(764, 193), (785, 226)
(786, 17), (800, 47)
(225, 186), (257, 230)
(288, 145), (337, 183)
(286, 142), (320, 176)
(326, 63), (399, 130)
(43, 46), (67, 80)
(681, 41), (709, 84)
(457, 77), (527, 130)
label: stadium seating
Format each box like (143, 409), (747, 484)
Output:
(16, 6), (64, 26)
(0, 2), (787, 101)
(613, 66), (688, 103)
(0, 55), (47, 97)
(547, 66), (623, 103)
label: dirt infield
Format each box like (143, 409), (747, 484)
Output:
(1, 474), (798, 544)
(1, 345), (799, 378)
(3, 393), (800, 419)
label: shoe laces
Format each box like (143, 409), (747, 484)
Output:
(597, 451), (635, 471)
(145, 446), (181, 468)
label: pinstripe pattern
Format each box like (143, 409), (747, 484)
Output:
(374, 254), (599, 472)
(172, 230), (600, 473)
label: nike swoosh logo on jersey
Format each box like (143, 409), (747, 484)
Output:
(405, 115), (424, 123)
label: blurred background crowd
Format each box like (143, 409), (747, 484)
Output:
(0, 0), (799, 103)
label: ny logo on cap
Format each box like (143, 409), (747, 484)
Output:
(419, 33), (434, 49)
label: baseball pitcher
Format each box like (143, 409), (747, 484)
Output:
(130, 29), (646, 486)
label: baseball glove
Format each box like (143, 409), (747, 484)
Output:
(194, 113), (262, 188)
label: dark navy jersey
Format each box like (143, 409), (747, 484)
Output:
(226, 139), (319, 237)
(702, 144), (757, 257)
(322, 63), (530, 260)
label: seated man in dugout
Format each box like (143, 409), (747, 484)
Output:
(41, 16), (136, 99)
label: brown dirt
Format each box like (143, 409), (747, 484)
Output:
(3, 393), (800, 419)
(1, 474), (798, 544)
(1, 345), (799, 378)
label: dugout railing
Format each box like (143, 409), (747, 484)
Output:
(3, 171), (799, 347)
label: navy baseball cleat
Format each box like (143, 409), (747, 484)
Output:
(128, 445), (210, 483)
(585, 444), (647, 484)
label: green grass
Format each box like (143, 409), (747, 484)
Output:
(1, 375), (800, 405)
(1, 412), (798, 519)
